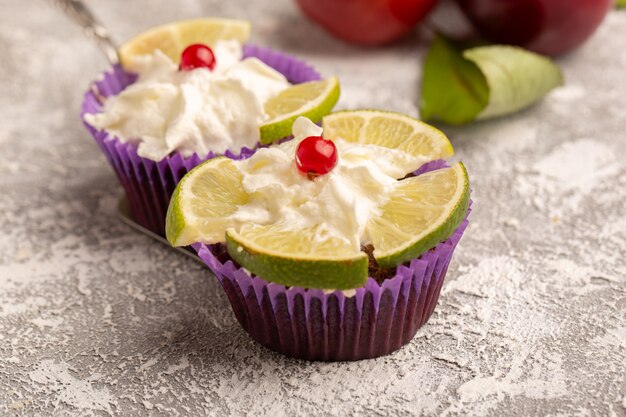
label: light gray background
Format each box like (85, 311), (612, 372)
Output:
(1, 0), (625, 415)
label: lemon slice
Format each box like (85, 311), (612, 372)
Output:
(366, 163), (470, 268)
(119, 18), (251, 71)
(322, 110), (454, 160)
(260, 77), (340, 144)
(226, 223), (368, 289)
(165, 157), (248, 247)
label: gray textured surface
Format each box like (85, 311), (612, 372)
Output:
(1, 0), (625, 415)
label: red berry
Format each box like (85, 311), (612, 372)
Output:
(296, 136), (338, 177)
(179, 44), (216, 71)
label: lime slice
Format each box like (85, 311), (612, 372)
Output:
(166, 156), (367, 289)
(322, 110), (454, 160)
(119, 18), (251, 71)
(165, 157), (248, 247)
(260, 77), (340, 144)
(366, 163), (469, 268)
(226, 223), (368, 290)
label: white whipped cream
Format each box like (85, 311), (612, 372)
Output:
(85, 40), (290, 161)
(228, 117), (427, 251)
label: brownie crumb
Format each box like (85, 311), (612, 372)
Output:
(209, 243), (239, 266)
(361, 244), (396, 285)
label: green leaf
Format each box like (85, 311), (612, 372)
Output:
(464, 46), (564, 120)
(617, 0), (626, 8)
(420, 35), (489, 125)
(419, 37), (564, 125)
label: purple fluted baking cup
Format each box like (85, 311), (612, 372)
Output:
(193, 207), (470, 361)
(81, 44), (322, 236)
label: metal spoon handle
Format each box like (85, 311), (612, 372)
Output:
(49, 0), (120, 65)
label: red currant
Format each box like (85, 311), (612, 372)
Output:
(179, 44), (216, 71)
(295, 136), (338, 177)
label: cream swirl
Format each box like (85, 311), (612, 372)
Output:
(229, 117), (427, 251)
(85, 40), (290, 161)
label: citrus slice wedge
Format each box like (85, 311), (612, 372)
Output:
(165, 157), (248, 247)
(366, 163), (470, 268)
(322, 110), (454, 160)
(226, 223), (368, 290)
(260, 77), (340, 144)
(119, 18), (251, 71)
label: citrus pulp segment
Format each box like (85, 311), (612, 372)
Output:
(322, 110), (454, 161)
(366, 163), (469, 268)
(165, 157), (249, 247)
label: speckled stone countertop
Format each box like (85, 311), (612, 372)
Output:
(1, 0), (625, 415)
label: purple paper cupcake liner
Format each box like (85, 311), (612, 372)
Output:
(194, 207), (471, 361)
(81, 44), (322, 236)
